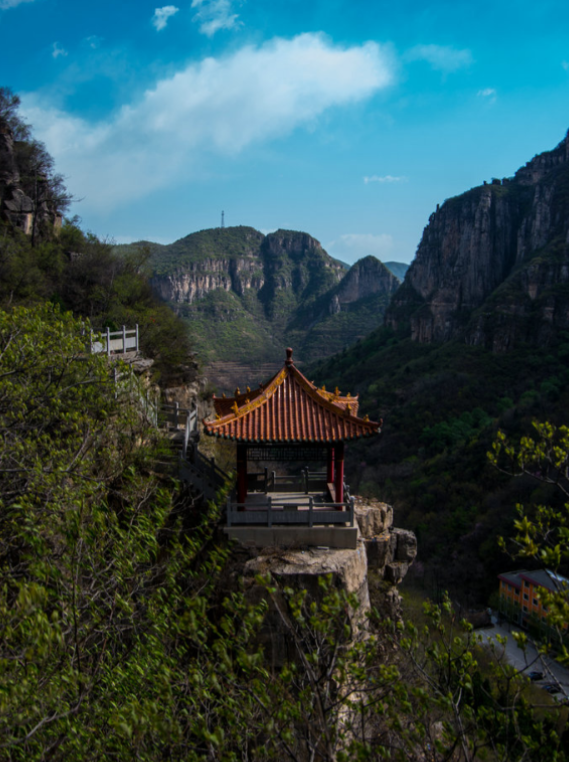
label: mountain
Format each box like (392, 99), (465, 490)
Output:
(387, 129), (569, 351)
(131, 227), (400, 388)
(286, 255), (399, 358)
(383, 261), (410, 281)
(310, 129), (569, 607)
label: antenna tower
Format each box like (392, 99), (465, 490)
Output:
(221, 211), (225, 228)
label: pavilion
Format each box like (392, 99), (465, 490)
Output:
(203, 349), (380, 545)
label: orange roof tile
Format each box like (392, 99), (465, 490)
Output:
(203, 348), (380, 443)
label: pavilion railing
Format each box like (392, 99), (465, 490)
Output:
(226, 496), (355, 528)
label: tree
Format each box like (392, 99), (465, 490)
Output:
(0, 87), (72, 244)
(490, 422), (569, 665)
(0, 303), (269, 760)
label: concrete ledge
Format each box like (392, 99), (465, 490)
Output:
(224, 526), (359, 550)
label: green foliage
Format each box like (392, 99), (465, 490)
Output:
(130, 227), (392, 373)
(0, 304), (566, 760)
(0, 303), (271, 760)
(0, 220), (194, 381)
(421, 408), (492, 454)
(491, 421), (569, 663)
(309, 320), (569, 605)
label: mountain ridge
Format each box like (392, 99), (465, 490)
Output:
(386, 129), (569, 351)
(120, 226), (403, 386)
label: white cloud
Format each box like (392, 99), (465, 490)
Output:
(85, 35), (103, 50)
(21, 34), (393, 212)
(152, 5), (179, 31)
(363, 174), (407, 184)
(0, 0), (36, 8)
(405, 44), (473, 72)
(477, 87), (497, 104)
(191, 0), (239, 36)
(326, 233), (394, 262)
(52, 42), (68, 59)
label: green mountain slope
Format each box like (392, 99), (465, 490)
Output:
(120, 227), (401, 385)
(311, 129), (569, 607)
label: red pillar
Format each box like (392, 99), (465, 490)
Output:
(326, 446), (335, 484)
(237, 444), (247, 508)
(334, 441), (344, 505)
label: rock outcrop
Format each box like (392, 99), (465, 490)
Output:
(147, 227), (400, 384)
(0, 121), (62, 237)
(323, 255), (399, 312)
(150, 228), (344, 311)
(386, 129), (569, 350)
(226, 497), (416, 668)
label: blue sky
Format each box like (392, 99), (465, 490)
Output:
(2, 0), (569, 264)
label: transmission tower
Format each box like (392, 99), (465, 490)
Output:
(221, 211), (225, 228)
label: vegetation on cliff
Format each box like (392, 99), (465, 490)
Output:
(310, 129), (569, 608)
(0, 89), (193, 383)
(121, 227), (400, 375)
(311, 323), (569, 606)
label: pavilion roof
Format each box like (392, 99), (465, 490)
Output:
(203, 348), (380, 443)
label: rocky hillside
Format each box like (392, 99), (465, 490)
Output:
(287, 255), (400, 359)
(309, 127), (569, 607)
(129, 227), (401, 388)
(386, 129), (569, 351)
(0, 119), (65, 240)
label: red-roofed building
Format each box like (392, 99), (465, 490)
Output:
(203, 348), (380, 527)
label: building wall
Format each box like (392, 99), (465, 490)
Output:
(499, 576), (547, 623)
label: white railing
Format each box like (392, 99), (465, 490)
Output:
(90, 325), (139, 355)
(226, 496), (355, 528)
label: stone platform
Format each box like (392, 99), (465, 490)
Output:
(224, 525), (358, 549)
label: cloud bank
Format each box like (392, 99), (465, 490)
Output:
(52, 42), (68, 59)
(22, 34), (393, 211)
(152, 5), (179, 31)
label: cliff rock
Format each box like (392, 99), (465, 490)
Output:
(0, 121), (62, 237)
(227, 497), (415, 669)
(144, 227), (399, 386)
(386, 129), (569, 350)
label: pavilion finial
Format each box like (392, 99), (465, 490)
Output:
(285, 347), (294, 366)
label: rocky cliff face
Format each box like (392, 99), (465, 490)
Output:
(386, 129), (569, 350)
(0, 121), (62, 237)
(227, 498), (416, 669)
(146, 227), (398, 382)
(151, 228), (345, 316)
(328, 256), (399, 314)
(151, 256), (266, 303)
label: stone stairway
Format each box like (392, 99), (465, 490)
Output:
(159, 402), (229, 502)
(179, 459), (219, 503)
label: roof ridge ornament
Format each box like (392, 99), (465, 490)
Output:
(285, 347), (294, 366)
